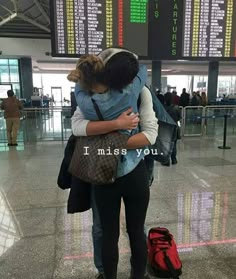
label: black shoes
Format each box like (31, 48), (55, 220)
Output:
(161, 160), (170, 166)
(7, 143), (18, 146)
(161, 159), (178, 166)
(172, 158), (178, 165)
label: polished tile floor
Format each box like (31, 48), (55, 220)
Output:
(0, 136), (236, 279)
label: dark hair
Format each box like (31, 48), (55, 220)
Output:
(104, 52), (139, 91)
(7, 90), (14, 97)
(164, 92), (173, 106)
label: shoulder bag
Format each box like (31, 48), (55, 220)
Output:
(68, 99), (129, 185)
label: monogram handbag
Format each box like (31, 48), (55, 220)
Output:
(68, 99), (129, 185)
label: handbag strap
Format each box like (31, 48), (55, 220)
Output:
(91, 99), (104, 121)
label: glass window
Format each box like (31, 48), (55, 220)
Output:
(39, 73), (72, 102)
(12, 83), (21, 98)
(193, 76), (208, 92)
(164, 75), (192, 95)
(0, 59), (21, 96)
(9, 66), (19, 82)
(0, 66), (10, 83)
(0, 59), (8, 65)
(218, 76), (236, 97)
(9, 59), (18, 66)
(33, 73), (43, 88)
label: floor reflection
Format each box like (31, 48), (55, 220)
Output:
(177, 191), (236, 250)
(0, 190), (21, 257)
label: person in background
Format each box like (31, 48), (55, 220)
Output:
(163, 92), (181, 165)
(172, 90), (180, 105)
(191, 91), (200, 106)
(0, 90), (23, 146)
(196, 91), (202, 105)
(201, 92), (208, 106)
(155, 89), (164, 104)
(179, 88), (190, 107)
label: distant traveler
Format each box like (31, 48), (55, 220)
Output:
(196, 91), (202, 105)
(164, 92), (181, 165)
(155, 89), (164, 104)
(201, 92), (208, 106)
(179, 88), (190, 107)
(172, 90), (180, 105)
(0, 90), (23, 146)
(191, 91), (201, 106)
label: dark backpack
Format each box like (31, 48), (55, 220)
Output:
(137, 88), (177, 164)
(147, 227), (182, 279)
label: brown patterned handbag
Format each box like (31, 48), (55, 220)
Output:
(68, 100), (129, 185)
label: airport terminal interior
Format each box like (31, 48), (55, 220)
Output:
(1, 1), (236, 279)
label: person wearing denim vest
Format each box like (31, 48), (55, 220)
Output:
(71, 87), (157, 279)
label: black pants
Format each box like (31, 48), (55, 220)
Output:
(94, 160), (150, 279)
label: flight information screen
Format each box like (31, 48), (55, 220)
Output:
(182, 0), (236, 58)
(51, 0), (183, 60)
(51, 0), (149, 57)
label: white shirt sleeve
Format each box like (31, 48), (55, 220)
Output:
(139, 87), (158, 145)
(71, 107), (89, 136)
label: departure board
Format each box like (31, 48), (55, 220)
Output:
(50, 0), (183, 60)
(51, 0), (149, 57)
(183, 0), (236, 58)
(51, 0), (236, 60)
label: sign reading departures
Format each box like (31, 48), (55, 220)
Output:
(50, 0), (236, 60)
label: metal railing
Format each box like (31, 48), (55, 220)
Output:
(0, 107), (72, 143)
(1, 105), (236, 143)
(182, 105), (236, 137)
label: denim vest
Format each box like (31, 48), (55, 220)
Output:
(74, 66), (147, 178)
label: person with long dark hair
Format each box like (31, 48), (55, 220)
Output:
(68, 49), (158, 279)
